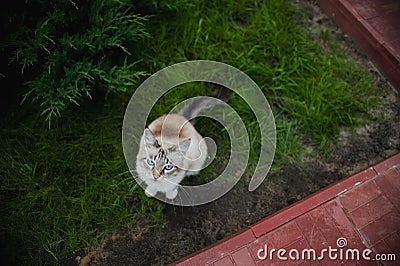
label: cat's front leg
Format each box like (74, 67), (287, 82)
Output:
(186, 170), (199, 176)
(145, 186), (157, 198)
(165, 188), (178, 199)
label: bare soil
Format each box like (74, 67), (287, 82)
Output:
(65, 1), (399, 265)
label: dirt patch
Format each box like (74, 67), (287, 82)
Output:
(67, 163), (342, 266)
(64, 2), (399, 265)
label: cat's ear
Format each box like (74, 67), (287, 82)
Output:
(168, 138), (191, 154)
(177, 138), (191, 154)
(144, 128), (158, 147)
(168, 139), (191, 165)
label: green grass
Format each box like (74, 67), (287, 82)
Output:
(1, 0), (377, 264)
(138, 0), (376, 153)
(0, 97), (163, 264)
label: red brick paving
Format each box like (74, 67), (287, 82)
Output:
(171, 153), (400, 265)
(316, 0), (400, 91)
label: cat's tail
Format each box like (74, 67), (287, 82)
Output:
(178, 84), (229, 122)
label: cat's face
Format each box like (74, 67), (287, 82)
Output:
(137, 129), (190, 182)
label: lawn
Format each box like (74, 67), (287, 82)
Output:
(0, 0), (377, 264)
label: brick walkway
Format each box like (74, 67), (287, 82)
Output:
(171, 153), (400, 265)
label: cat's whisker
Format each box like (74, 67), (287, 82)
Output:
(165, 179), (182, 202)
(164, 178), (191, 202)
(111, 169), (138, 179)
(172, 187), (183, 206)
(112, 169), (146, 186)
(178, 184), (191, 201)
(176, 184), (188, 206)
(109, 168), (152, 196)
(132, 178), (147, 192)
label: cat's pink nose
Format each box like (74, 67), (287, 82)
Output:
(153, 169), (162, 180)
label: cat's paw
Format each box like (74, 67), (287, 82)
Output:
(166, 189), (178, 199)
(145, 188), (156, 197)
(186, 170), (199, 176)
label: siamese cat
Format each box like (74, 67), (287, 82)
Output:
(136, 87), (228, 199)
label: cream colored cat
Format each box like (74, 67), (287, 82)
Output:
(136, 114), (207, 199)
(135, 87), (228, 199)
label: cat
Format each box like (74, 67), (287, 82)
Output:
(135, 86), (228, 200)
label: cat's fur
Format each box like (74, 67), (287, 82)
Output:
(136, 114), (207, 199)
(136, 87), (228, 199)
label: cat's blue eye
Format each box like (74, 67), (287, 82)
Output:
(163, 164), (174, 171)
(146, 159), (155, 166)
